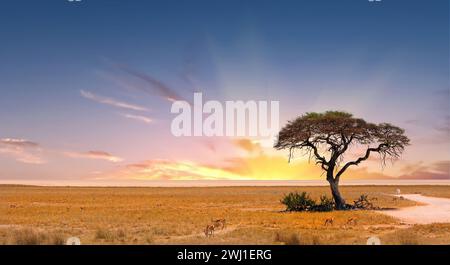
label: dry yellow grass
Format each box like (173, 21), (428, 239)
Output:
(0, 185), (448, 245)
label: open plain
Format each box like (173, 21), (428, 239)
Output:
(1, 185), (449, 245)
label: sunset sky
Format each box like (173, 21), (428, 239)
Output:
(0, 0), (448, 185)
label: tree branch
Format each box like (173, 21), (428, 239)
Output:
(305, 140), (328, 166)
(334, 143), (387, 182)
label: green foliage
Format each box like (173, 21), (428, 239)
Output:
(281, 192), (334, 212)
(281, 192), (315, 212)
(304, 111), (353, 120)
(313, 195), (335, 212)
(281, 192), (380, 212)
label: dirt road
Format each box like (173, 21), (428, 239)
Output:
(379, 194), (450, 224)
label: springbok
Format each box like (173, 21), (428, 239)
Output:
(324, 217), (334, 226)
(204, 224), (215, 237)
(346, 217), (357, 226)
(211, 219), (226, 230)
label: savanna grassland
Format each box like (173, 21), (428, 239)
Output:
(0, 185), (449, 245)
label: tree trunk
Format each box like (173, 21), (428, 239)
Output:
(328, 179), (346, 210)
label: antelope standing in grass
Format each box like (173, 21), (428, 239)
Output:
(211, 219), (226, 230)
(204, 224), (215, 237)
(346, 217), (357, 226)
(324, 217), (334, 226)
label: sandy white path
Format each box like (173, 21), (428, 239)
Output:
(378, 194), (450, 224)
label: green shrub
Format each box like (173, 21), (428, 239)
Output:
(281, 192), (316, 212)
(313, 195), (334, 212)
(281, 192), (334, 212)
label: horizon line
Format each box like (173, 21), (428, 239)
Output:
(1, 179), (449, 188)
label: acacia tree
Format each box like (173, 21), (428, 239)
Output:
(274, 111), (410, 210)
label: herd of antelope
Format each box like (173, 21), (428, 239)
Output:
(324, 217), (357, 227)
(204, 218), (226, 237)
(204, 216), (356, 237)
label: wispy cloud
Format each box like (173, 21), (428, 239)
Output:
(398, 160), (450, 180)
(120, 113), (153, 124)
(90, 148), (450, 181)
(108, 151), (395, 182)
(0, 138), (39, 148)
(80, 90), (149, 111)
(0, 138), (45, 164)
(112, 63), (186, 102)
(233, 138), (262, 153)
(118, 159), (242, 180)
(64, 150), (123, 163)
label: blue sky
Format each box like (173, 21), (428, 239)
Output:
(0, 0), (448, 184)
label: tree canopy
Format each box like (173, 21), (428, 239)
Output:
(274, 111), (410, 184)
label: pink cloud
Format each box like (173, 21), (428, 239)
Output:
(0, 138), (45, 164)
(64, 150), (123, 163)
